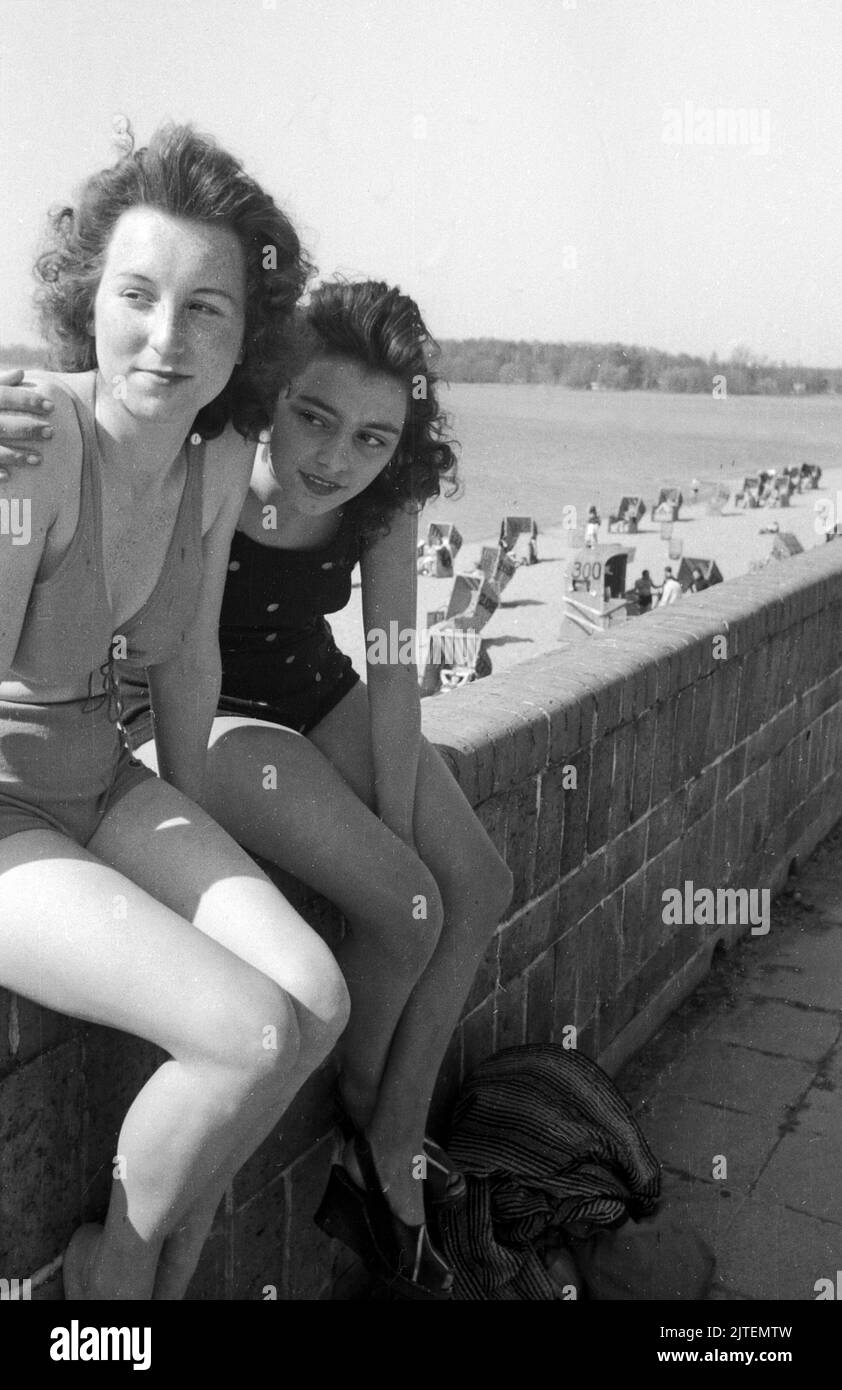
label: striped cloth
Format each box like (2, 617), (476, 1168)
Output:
(437, 1044), (661, 1300)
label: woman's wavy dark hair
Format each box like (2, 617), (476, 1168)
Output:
(34, 121), (313, 440)
(283, 279), (459, 548)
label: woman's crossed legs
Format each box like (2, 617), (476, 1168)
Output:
(0, 775), (349, 1300)
(188, 681), (514, 1230)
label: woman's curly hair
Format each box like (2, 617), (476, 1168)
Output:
(34, 120), (313, 440)
(282, 279), (459, 549)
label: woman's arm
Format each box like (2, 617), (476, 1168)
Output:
(145, 435), (254, 807)
(360, 505), (422, 845)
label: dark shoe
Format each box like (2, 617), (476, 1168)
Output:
(314, 1132), (454, 1300)
(332, 1087), (466, 1212)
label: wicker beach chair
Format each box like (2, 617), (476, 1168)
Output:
(652, 488), (682, 522)
(608, 496), (646, 534)
(499, 516), (538, 565)
(476, 545), (517, 592)
(735, 476), (761, 508)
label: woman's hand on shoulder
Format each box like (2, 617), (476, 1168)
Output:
(0, 372), (81, 511)
(0, 368), (56, 480)
(17, 373), (84, 511)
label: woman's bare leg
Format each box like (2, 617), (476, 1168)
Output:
(83, 774), (350, 1300)
(197, 719), (444, 1118)
(173, 693), (512, 1228)
(0, 834), (295, 1299)
(308, 684), (513, 1215)
(0, 781), (347, 1300)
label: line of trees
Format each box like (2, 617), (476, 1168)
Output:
(3, 338), (839, 396)
(435, 339), (842, 395)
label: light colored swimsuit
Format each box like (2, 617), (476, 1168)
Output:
(0, 373), (205, 845)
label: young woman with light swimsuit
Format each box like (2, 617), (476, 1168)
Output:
(0, 124), (350, 1302)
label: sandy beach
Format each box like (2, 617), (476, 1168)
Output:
(329, 464), (842, 685)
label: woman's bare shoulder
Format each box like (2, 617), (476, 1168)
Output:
(200, 424), (258, 534)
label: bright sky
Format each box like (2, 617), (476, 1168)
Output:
(1, 0), (840, 363)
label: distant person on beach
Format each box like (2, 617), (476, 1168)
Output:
(0, 124), (354, 1302)
(585, 504), (600, 547)
(633, 568), (654, 612)
(658, 567), (682, 605)
(690, 478), (700, 502)
(0, 278), (514, 1301)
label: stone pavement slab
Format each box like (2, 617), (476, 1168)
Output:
(742, 924), (842, 1010)
(616, 815), (842, 1299)
(637, 1093), (780, 1191)
(821, 1043), (842, 1085)
(698, 995), (840, 1063)
(714, 1199), (842, 1301)
(658, 1171), (747, 1253)
(753, 1132), (842, 1225)
(657, 1038), (815, 1117)
(795, 1084), (842, 1140)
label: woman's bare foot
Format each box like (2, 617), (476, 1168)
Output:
(62, 1223), (104, 1301)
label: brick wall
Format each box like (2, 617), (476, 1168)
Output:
(4, 541), (842, 1300)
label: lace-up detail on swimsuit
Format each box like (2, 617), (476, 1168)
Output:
(82, 649), (127, 733)
(8, 373), (205, 720)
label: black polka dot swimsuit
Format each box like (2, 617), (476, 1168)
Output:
(215, 521), (361, 733)
(120, 518), (362, 745)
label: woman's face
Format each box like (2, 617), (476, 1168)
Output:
(267, 356), (408, 516)
(92, 206), (247, 426)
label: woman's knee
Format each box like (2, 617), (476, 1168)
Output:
(371, 859), (445, 975)
(442, 844), (514, 945)
(305, 949), (352, 1050)
(409, 869), (446, 965)
(289, 941), (351, 1069)
(230, 947), (350, 1087)
(187, 970), (302, 1089)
